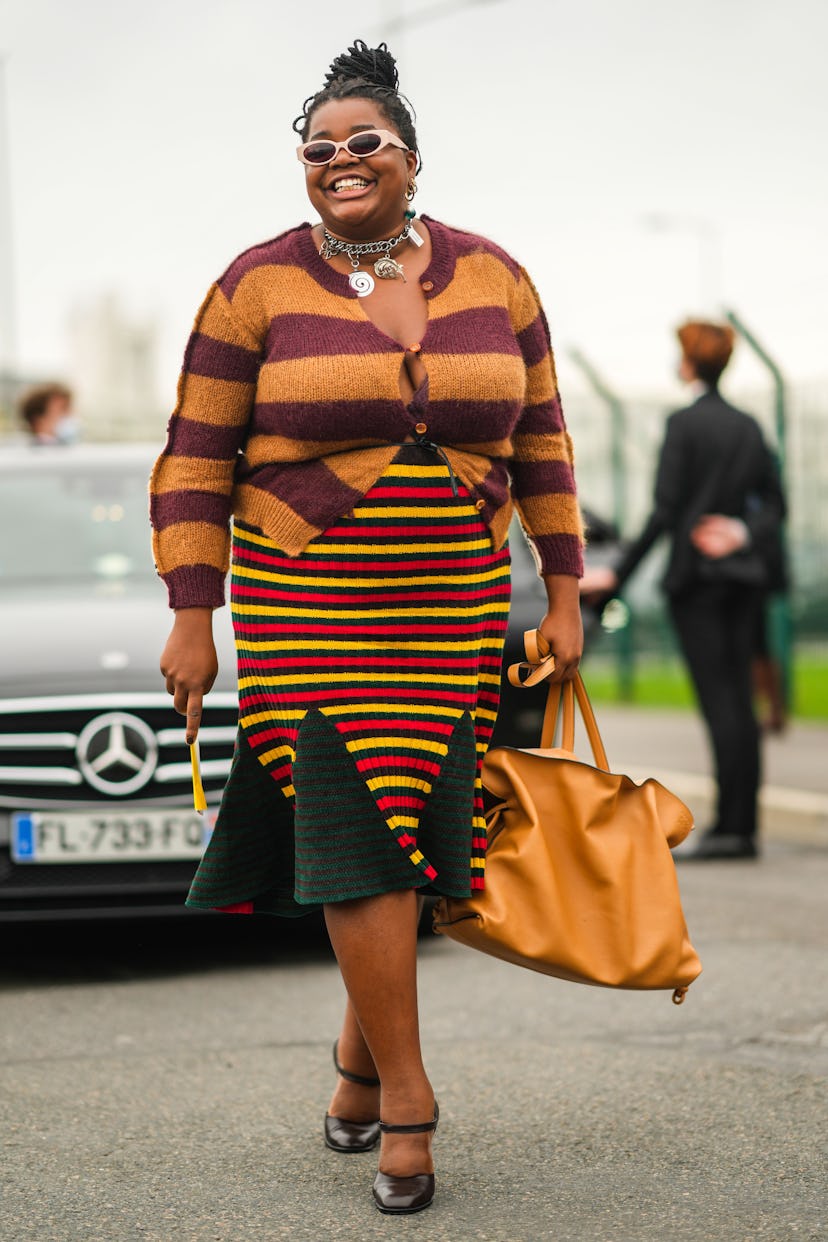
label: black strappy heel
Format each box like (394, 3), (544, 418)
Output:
(323, 1040), (381, 1154)
(371, 1103), (439, 1214)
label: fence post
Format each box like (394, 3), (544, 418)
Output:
(723, 309), (793, 707)
(568, 348), (634, 699)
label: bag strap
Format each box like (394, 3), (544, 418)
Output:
(539, 681), (573, 751)
(507, 630), (610, 772)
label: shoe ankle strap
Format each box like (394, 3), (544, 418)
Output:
(333, 1040), (380, 1088)
(379, 1105), (439, 1135)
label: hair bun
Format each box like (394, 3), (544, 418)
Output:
(294, 37), (418, 167)
(324, 40), (399, 93)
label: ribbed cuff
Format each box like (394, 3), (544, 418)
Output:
(530, 533), (585, 578)
(164, 565), (226, 610)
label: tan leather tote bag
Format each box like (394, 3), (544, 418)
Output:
(433, 632), (702, 1003)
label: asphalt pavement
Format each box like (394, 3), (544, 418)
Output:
(1, 706), (826, 1242)
(587, 704), (828, 848)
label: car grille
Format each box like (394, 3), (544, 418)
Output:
(0, 692), (239, 809)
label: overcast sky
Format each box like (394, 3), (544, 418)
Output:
(2, 0), (827, 403)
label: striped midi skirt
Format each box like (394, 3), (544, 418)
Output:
(186, 446), (511, 916)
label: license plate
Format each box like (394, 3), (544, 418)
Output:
(11, 809), (216, 864)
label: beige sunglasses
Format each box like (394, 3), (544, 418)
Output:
(297, 128), (408, 166)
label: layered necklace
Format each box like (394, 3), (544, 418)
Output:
(320, 221), (423, 297)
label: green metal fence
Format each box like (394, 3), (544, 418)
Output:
(564, 369), (828, 712)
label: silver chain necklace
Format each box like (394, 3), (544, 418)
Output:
(320, 223), (414, 296)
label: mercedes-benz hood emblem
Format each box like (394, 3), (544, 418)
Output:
(76, 712), (158, 796)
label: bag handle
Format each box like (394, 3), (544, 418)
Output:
(507, 630), (610, 772)
(507, 628), (558, 688)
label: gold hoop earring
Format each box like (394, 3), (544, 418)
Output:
(405, 180), (417, 202)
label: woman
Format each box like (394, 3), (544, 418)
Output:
(151, 40), (583, 1215)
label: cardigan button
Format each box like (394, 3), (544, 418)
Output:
(475, 499), (486, 512)
(421, 280), (434, 292)
(415, 422), (428, 435)
(408, 342), (422, 353)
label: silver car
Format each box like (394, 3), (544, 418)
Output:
(0, 442), (237, 919)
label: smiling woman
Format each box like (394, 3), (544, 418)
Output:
(149, 37), (584, 1217)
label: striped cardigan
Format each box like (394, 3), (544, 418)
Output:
(150, 216), (583, 609)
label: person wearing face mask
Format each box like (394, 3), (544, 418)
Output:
(150, 39), (584, 1216)
(581, 320), (786, 862)
(18, 382), (79, 445)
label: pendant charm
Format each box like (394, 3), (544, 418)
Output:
(374, 255), (406, 281)
(349, 270), (375, 297)
(408, 224), (424, 248)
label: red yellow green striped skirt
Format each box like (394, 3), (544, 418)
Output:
(186, 446), (511, 916)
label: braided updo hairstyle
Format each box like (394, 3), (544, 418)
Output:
(294, 40), (421, 172)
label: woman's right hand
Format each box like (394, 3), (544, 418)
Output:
(159, 608), (219, 744)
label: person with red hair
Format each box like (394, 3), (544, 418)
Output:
(582, 320), (785, 860)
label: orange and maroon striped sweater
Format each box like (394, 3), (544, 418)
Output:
(150, 216), (583, 608)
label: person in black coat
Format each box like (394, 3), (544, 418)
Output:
(582, 321), (786, 859)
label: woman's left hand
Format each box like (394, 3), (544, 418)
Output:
(538, 574), (584, 682)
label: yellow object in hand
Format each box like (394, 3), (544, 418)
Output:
(190, 740), (207, 814)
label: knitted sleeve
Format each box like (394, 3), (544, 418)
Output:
(149, 282), (261, 608)
(508, 267), (584, 577)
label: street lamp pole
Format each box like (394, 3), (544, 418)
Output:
(0, 54), (19, 433)
(378, 0), (503, 62)
(380, 1), (407, 59)
(381, 0), (502, 34)
(0, 55), (17, 372)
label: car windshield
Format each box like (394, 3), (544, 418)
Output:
(0, 460), (157, 587)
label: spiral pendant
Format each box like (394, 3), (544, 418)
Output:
(349, 270), (375, 297)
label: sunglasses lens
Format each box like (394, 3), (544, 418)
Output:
(347, 132), (384, 157)
(303, 141), (337, 164)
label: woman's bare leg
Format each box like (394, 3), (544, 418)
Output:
(327, 997), (380, 1124)
(325, 890), (435, 1176)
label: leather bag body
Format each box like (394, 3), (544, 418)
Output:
(432, 637), (702, 1002)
